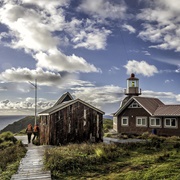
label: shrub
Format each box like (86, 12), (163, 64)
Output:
(0, 133), (27, 179)
(0, 131), (17, 144)
(44, 143), (124, 177)
(141, 132), (150, 139)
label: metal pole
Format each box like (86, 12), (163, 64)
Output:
(35, 79), (37, 125)
(29, 79), (37, 126)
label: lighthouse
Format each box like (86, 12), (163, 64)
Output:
(121, 73), (141, 107)
(125, 73), (141, 96)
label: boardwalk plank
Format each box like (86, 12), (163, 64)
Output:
(11, 136), (52, 180)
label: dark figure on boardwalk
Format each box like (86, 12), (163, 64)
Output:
(32, 124), (40, 142)
(26, 124), (33, 143)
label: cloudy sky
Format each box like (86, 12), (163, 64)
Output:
(0, 0), (179, 115)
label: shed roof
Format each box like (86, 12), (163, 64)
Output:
(39, 98), (105, 116)
(53, 92), (73, 106)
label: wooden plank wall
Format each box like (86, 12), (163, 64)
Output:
(40, 102), (103, 145)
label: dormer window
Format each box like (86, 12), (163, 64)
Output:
(129, 101), (141, 108)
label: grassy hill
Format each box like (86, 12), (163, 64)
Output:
(0, 116), (40, 134)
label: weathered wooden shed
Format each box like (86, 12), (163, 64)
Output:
(38, 92), (105, 145)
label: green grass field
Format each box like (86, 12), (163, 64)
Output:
(44, 135), (180, 180)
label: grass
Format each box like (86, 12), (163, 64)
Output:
(0, 131), (27, 180)
(103, 119), (113, 133)
(44, 135), (180, 180)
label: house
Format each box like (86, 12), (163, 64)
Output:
(113, 73), (180, 136)
(38, 92), (105, 145)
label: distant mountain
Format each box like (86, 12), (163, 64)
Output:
(103, 115), (113, 120)
(0, 116), (40, 134)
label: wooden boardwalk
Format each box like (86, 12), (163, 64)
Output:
(11, 136), (51, 180)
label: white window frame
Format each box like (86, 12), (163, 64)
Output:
(164, 118), (178, 128)
(129, 101), (141, 108)
(136, 117), (147, 127)
(150, 117), (161, 127)
(121, 117), (129, 126)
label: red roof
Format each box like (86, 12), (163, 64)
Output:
(133, 96), (164, 115)
(115, 96), (180, 116)
(154, 105), (180, 116)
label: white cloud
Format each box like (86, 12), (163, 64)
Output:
(78, 0), (127, 20)
(122, 24), (136, 34)
(0, 67), (96, 91)
(35, 49), (101, 73)
(66, 18), (111, 50)
(21, 0), (70, 8)
(124, 60), (158, 77)
(142, 90), (180, 104)
(0, 0), (102, 73)
(0, 67), (62, 84)
(72, 85), (124, 107)
(108, 66), (120, 74)
(176, 94), (180, 102)
(137, 0), (180, 52)
(0, 98), (55, 115)
(142, 51), (151, 56)
(72, 28), (111, 50)
(165, 79), (174, 83)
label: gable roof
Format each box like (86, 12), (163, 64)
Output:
(53, 92), (73, 106)
(39, 98), (105, 116)
(115, 96), (180, 117)
(154, 105), (180, 116)
(114, 96), (164, 116)
(133, 96), (164, 115)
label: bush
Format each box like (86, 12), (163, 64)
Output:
(141, 132), (150, 139)
(0, 133), (27, 179)
(0, 131), (17, 143)
(44, 143), (124, 177)
(0, 132), (17, 150)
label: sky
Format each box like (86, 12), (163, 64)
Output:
(0, 0), (180, 116)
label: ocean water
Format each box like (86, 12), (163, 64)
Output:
(0, 115), (25, 131)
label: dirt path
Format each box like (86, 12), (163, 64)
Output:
(11, 136), (51, 180)
(103, 137), (145, 144)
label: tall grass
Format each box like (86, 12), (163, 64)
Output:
(0, 131), (27, 180)
(44, 136), (180, 180)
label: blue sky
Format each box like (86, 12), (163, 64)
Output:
(0, 0), (179, 115)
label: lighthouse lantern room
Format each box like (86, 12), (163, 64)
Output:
(125, 73), (141, 96)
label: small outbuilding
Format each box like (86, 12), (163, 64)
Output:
(113, 74), (180, 136)
(38, 92), (105, 145)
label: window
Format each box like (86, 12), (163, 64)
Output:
(136, 117), (147, 127)
(165, 118), (177, 128)
(150, 118), (161, 127)
(121, 117), (129, 126)
(129, 101), (141, 108)
(84, 109), (87, 119)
